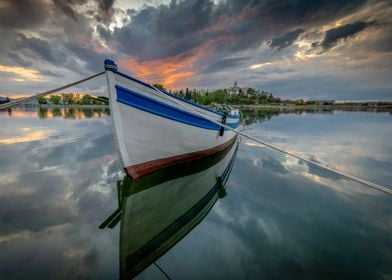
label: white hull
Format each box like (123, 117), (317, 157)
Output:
(105, 60), (240, 178)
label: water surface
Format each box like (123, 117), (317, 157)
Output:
(0, 107), (391, 279)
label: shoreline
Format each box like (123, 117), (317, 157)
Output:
(231, 104), (392, 109)
(12, 104), (110, 108)
(4, 104), (391, 110)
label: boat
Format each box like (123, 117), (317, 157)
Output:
(100, 136), (239, 278)
(104, 59), (240, 179)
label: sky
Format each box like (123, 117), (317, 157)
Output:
(0, 0), (391, 100)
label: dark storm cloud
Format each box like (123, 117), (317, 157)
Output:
(111, 0), (368, 62)
(14, 34), (67, 65)
(64, 41), (107, 73)
(40, 69), (64, 77)
(6, 52), (33, 67)
(97, 0), (115, 12)
(95, 0), (116, 22)
(0, 0), (110, 75)
(0, 0), (47, 30)
(254, 67), (295, 75)
(269, 29), (304, 50)
(53, 0), (80, 21)
(2, 0), (389, 100)
(0, 0), (371, 77)
(206, 57), (249, 73)
(112, 0), (214, 61)
(320, 21), (376, 50)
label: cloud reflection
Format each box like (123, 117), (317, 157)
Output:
(0, 109), (121, 279)
(0, 127), (50, 145)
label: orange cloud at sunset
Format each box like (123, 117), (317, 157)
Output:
(118, 33), (240, 89)
(119, 45), (209, 89)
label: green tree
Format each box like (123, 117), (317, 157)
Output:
(61, 93), (75, 104)
(37, 97), (47, 104)
(185, 88), (192, 100)
(75, 93), (80, 104)
(210, 89), (227, 104)
(153, 84), (166, 91)
(80, 94), (92, 105)
(49, 95), (61, 105)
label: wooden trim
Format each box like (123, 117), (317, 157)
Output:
(124, 135), (238, 180)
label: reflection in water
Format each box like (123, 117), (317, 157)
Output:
(101, 137), (239, 279)
(0, 107), (391, 279)
(240, 107), (391, 125)
(51, 108), (62, 117)
(0, 127), (50, 145)
(1, 106), (110, 119)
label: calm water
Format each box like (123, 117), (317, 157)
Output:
(0, 107), (391, 280)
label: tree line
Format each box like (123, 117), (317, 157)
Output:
(168, 87), (282, 106)
(36, 93), (109, 105)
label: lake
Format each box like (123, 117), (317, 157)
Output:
(0, 107), (391, 279)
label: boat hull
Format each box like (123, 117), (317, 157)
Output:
(105, 67), (240, 179)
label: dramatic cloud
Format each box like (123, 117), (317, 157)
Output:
(14, 34), (68, 65)
(206, 57), (249, 73)
(269, 29), (304, 50)
(97, 0), (115, 12)
(53, 0), (80, 21)
(0, 0), (391, 99)
(320, 21), (376, 50)
(0, 0), (48, 30)
(111, 0), (369, 62)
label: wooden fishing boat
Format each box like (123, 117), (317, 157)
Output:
(100, 137), (238, 278)
(104, 59), (240, 179)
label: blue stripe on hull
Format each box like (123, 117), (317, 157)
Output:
(116, 85), (239, 130)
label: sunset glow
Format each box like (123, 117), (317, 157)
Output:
(0, 65), (44, 82)
(120, 46), (209, 88)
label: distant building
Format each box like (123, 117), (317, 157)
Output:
(227, 81), (248, 95)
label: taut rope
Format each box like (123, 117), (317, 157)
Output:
(0, 71), (105, 110)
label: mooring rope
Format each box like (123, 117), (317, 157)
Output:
(149, 85), (392, 196)
(0, 71), (105, 110)
(153, 262), (172, 280)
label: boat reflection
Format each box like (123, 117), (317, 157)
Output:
(101, 136), (239, 279)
